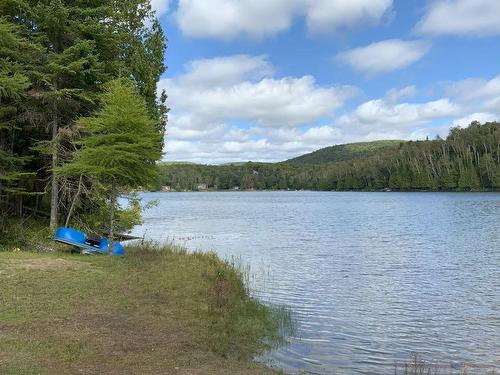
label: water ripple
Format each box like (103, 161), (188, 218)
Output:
(131, 191), (500, 374)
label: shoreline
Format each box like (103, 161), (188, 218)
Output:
(0, 243), (291, 374)
(152, 189), (500, 193)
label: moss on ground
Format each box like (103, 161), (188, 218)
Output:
(0, 244), (290, 374)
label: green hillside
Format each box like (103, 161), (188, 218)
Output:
(285, 140), (404, 165)
(156, 123), (500, 192)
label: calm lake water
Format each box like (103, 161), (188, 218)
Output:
(131, 192), (500, 374)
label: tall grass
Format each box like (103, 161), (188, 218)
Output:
(125, 241), (294, 359)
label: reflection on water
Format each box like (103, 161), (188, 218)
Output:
(131, 192), (500, 374)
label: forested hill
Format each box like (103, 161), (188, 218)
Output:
(285, 140), (403, 165)
(156, 122), (500, 192)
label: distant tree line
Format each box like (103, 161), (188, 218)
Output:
(157, 122), (500, 192)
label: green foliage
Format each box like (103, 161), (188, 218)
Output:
(59, 78), (162, 188)
(66, 187), (144, 235)
(286, 140), (403, 165)
(0, 1), (167, 233)
(0, 18), (37, 197)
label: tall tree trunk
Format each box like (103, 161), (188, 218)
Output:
(49, 117), (59, 231)
(108, 179), (116, 255)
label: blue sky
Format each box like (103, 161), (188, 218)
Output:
(151, 0), (500, 163)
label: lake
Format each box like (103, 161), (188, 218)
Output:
(131, 191), (500, 374)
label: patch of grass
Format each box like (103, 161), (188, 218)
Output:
(125, 241), (293, 360)
(0, 217), (65, 253)
(0, 367), (45, 375)
(0, 242), (291, 374)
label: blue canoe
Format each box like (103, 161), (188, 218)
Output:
(54, 227), (125, 256)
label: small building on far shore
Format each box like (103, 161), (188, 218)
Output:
(161, 185), (175, 192)
(196, 183), (208, 191)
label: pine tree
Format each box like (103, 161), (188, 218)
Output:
(0, 19), (35, 215)
(59, 78), (162, 253)
(0, 0), (167, 231)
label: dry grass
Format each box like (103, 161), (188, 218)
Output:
(1, 258), (89, 271)
(0, 244), (291, 374)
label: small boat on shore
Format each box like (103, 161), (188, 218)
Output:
(53, 227), (125, 256)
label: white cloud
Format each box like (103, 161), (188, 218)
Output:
(339, 98), (458, 129)
(164, 136), (331, 164)
(306, 0), (393, 34)
(446, 75), (500, 103)
(161, 55), (357, 128)
(445, 75), (500, 113)
(175, 0), (393, 39)
(255, 126), (342, 145)
(333, 87), (462, 142)
(175, 0), (302, 39)
(416, 0), (500, 36)
(452, 113), (498, 127)
(341, 99), (454, 134)
(385, 86), (418, 103)
(167, 123), (226, 141)
(303, 126), (342, 142)
(181, 55), (274, 87)
(160, 55), (358, 163)
(161, 55), (500, 163)
(151, 0), (170, 16)
(336, 39), (431, 75)
(334, 82), (500, 142)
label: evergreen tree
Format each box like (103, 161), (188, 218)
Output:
(0, 0), (167, 231)
(59, 78), (162, 253)
(0, 19), (36, 215)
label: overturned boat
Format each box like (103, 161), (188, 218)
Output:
(53, 227), (125, 256)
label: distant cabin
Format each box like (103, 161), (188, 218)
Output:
(197, 183), (208, 191)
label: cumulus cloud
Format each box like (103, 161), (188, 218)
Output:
(336, 39), (431, 75)
(255, 126), (342, 144)
(331, 87), (464, 142)
(164, 137), (328, 164)
(385, 86), (418, 103)
(416, 0), (500, 36)
(339, 97), (458, 130)
(180, 55), (274, 87)
(161, 55), (500, 163)
(334, 80), (500, 143)
(161, 55), (357, 128)
(452, 113), (498, 127)
(175, 0), (393, 39)
(305, 0), (393, 34)
(175, 0), (302, 39)
(444, 75), (500, 114)
(446, 75), (500, 104)
(160, 55), (357, 163)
